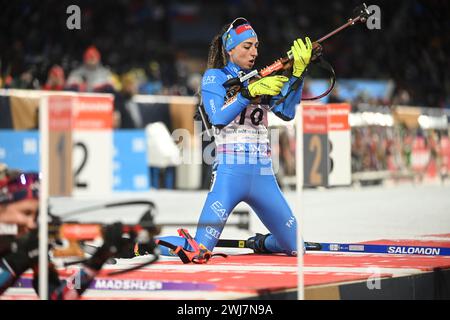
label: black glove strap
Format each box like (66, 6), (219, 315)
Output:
(240, 87), (252, 100)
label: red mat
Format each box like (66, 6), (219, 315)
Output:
(2, 234), (450, 299)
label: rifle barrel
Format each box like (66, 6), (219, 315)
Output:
(316, 16), (363, 44)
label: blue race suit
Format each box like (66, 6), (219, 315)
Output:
(158, 61), (304, 256)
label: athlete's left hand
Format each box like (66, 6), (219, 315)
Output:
(291, 37), (312, 77)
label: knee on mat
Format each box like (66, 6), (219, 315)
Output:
(283, 238), (304, 256)
(284, 245), (298, 256)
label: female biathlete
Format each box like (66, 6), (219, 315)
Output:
(154, 17), (313, 261)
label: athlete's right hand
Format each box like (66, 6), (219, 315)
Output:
(241, 75), (289, 99)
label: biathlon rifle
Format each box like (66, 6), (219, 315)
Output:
(223, 3), (372, 103)
(46, 200), (161, 275)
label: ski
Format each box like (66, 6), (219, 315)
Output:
(318, 242), (450, 256)
(83, 240), (450, 258)
(216, 239), (323, 251)
(216, 239), (450, 256)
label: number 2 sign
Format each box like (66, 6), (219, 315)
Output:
(72, 95), (114, 196)
(302, 103), (351, 187)
(47, 93), (114, 197)
(302, 105), (329, 187)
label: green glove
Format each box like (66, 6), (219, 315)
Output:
(291, 37), (312, 77)
(241, 75), (289, 99)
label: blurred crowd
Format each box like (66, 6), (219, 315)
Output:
(350, 126), (449, 185)
(274, 119), (449, 187)
(0, 0), (448, 113)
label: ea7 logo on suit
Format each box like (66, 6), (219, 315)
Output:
(203, 76), (216, 85)
(210, 201), (229, 221)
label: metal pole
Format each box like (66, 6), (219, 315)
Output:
(296, 104), (305, 300)
(38, 96), (49, 300)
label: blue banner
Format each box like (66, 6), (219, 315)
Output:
(0, 130), (40, 171)
(310, 79), (392, 103)
(113, 130), (150, 191)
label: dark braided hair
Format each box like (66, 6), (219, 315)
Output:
(206, 24), (229, 69)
